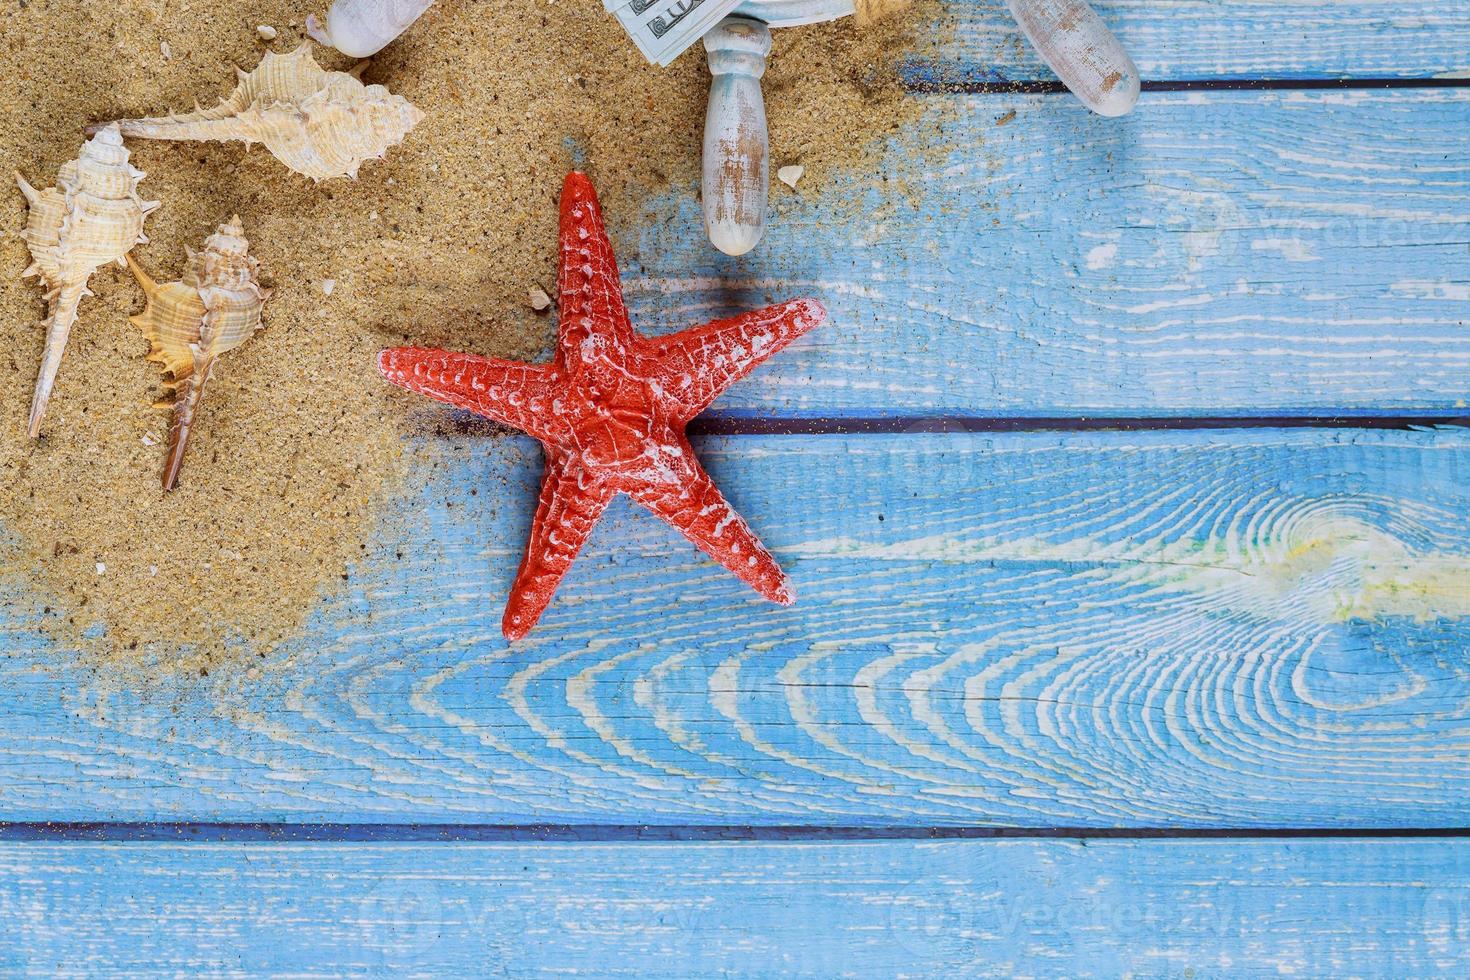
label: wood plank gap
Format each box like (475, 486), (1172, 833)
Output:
(4, 823), (1470, 843)
(429, 410), (1470, 437)
(692, 415), (1470, 435)
(901, 65), (1470, 94)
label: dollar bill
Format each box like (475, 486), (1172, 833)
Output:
(611, 0), (745, 66)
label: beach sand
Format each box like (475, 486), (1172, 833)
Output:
(0, 0), (944, 666)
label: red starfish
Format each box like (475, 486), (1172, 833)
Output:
(379, 172), (826, 640)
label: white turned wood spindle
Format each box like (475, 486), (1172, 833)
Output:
(1006, 0), (1139, 117)
(703, 18), (773, 257)
(307, 0), (436, 58)
(696, 0), (1133, 254)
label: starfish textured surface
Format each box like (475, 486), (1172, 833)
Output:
(379, 172), (827, 640)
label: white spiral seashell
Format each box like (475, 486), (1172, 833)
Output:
(91, 45), (424, 182)
(702, 17), (772, 257)
(307, 0), (436, 57)
(1007, 0), (1139, 117)
(15, 124), (159, 438)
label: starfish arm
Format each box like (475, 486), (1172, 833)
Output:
(556, 172), (634, 370)
(502, 449), (616, 640)
(379, 347), (567, 442)
(645, 297), (826, 421)
(628, 457), (794, 606)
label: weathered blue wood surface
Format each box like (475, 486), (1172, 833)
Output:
(3, 838), (1468, 976)
(5, 428), (1470, 825)
(624, 88), (1470, 417)
(4, 2), (1470, 974)
(928, 0), (1470, 81)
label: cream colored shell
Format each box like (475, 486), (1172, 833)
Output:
(307, 0), (436, 58)
(15, 124), (159, 438)
(95, 44), (424, 182)
(128, 217), (272, 490)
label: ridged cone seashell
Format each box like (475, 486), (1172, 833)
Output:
(307, 0), (436, 58)
(127, 216), (272, 490)
(91, 44), (424, 181)
(15, 124), (160, 438)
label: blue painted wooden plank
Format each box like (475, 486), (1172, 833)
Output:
(618, 88), (1470, 417)
(4, 428), (1470, 824)
(2, 838), (1468, 976)
(926, 0), (1470, 82)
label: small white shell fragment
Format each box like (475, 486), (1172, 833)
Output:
(322, 279), (337, 296)
(160, 40), (173, 60)
(777, 165), (805, 190)
(95, 562), (106, 575)
(528, 287), (552, 311)
(257, 25), (278, 41)
(149, 565), (159, 577)
(142, 432), (158, 447)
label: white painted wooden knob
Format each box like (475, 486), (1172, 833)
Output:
(1006, 0), (1139, 117)
(702, 17), (773, 257)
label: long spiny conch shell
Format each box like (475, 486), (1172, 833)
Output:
(89, 44), (424, 182)
(15, 124), (160, 438)
(126, 216), (271, 490)
(1006, 0), (1139, 117)
(307, 0), (436, 57)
